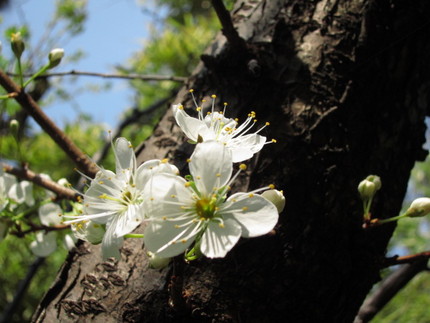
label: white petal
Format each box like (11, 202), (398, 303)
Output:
(189, 141), (233, 196)
(114, 204), (144, 237)
(143, 219), (198, 258)
(39, 203), (63, 226)
(101, 217), (123, 259)
(229, 134), (266, 162)
(63, 234), (77, 250)
(223, 193), (278, 237)
(200, 218), (241, 258)
(143, 173), (194, 219)
(30, 231), (57, 257)
(114, 137), (136, 177)
(135, 159), (179, 188)
(8, 182), (25, 203)
(173, 105), (210, 141)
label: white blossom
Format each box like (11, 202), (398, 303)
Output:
(172, 92), (274, 162)
(143, 141), (278, 259)
(65, 137), (179, 259)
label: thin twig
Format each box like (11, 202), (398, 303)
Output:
(211, 0), (247, 50)
(384, 250), (430, 267)
(0, 69), (98, 177)
(8, 70), (188, 82)
(354, 259), (428, 323)
(2, 163), (80, 201)
(10, 222), (69, 237)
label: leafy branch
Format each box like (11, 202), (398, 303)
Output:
(2, 163), (80, 201)
(0, 69), (98, 177)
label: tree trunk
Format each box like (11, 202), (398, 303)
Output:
(33, 0), (430, 322)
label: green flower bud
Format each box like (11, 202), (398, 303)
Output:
(147, 252), (171, 269)
(358, 175), (381, 200)
(261, 189), (286, 213)
(11, 32), (25, 59)
(405, 197), (430, 218)
(48, 48), (64, 68)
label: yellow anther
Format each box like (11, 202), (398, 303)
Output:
(181, 239), (187, 243)
(224, 102), (228, 106)
(178, 105), (184, 110)
(249, 193), (254, 198)
(216, 173), (221, 177)
(161, 158), (169, 163)
(186, 158), (191, 163)
(235, 118), (239, 122)
(239, 164), (247, 170)
(189, 89), (194, 93)
(185, 182), (192, 187)
(265, 122), (270, 126)
(269, 184), (275, 189)
(242, 207), (248, 211)
(128, 144), (133, 148)
(162, 216), (167, 220)
(196, 107), (202, 111)
(99, 194), (107, 199)
(171, 194), (177, 198)
(131, 184), (136, 188)
(272, 139), (277, 143)
(174, 225), (180, 228)
(254, 119), (257, 123)
(219, 223), (225, 228)
(98, 181), (104, 184)
(150, 197), (154, 201)
(196, 176), (201, 180)
(202, 99), (207, 103)
(211, 94), (217, 98)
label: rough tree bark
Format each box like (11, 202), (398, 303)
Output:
(33, 0), (430, 322)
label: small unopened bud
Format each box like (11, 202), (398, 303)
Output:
(405, 197), (430, 218)
(48, 48), (64, 68)
(9, 119), (19, 137)
(147, 252), (171, 269)
(11, 32), (25, 59)
(262, 189), (286, 213)
(358, 175), (381, 200)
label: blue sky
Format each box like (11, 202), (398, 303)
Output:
(2, 0), (160, 129)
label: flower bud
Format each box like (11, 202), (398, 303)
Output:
(48, 48), (64, 68)
(405, 197), (430, 218)
(147, 252), (171, 269)
(261, 189), (285, 213)
(11, 32), (25, 59)
(358, 175), (381, 200)
(9, 119), (19, 138)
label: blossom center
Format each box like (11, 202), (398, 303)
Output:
(195, 198), (217, 219)
(121, 190), (133, 205)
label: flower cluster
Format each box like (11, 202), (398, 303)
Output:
(65, 92), (284, 263)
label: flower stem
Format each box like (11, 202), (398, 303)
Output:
(23, 64), (49, 88)
(124, 233), (144, 238)
(376, 212), (408, 224)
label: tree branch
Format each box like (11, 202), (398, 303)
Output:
(10, 222), (69, 238)
(211, 0), (247, 51)
(354, 259), (429, 323)
(2, 163), (80, 201)
(8, 70), (188, 82)
(384, 250), (430, 267)
(0, 70), (98, 177)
